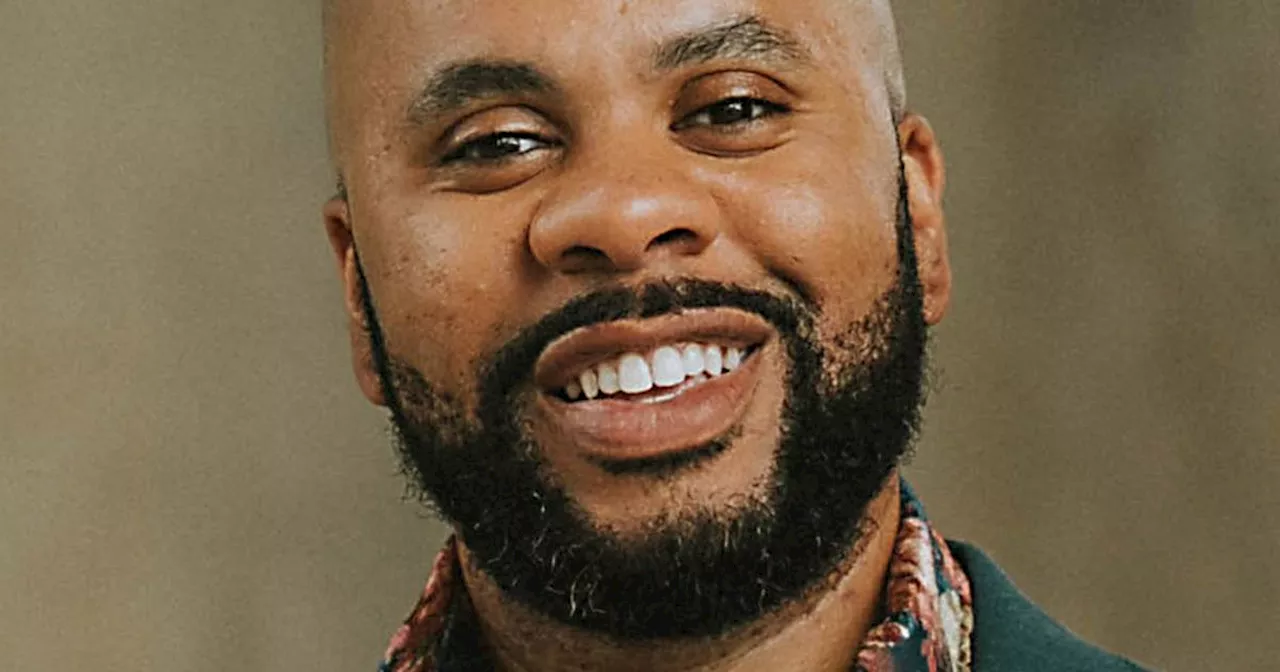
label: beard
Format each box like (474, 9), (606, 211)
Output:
(358, 174), (928, 641)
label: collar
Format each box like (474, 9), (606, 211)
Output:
(380, 483), (972, 672)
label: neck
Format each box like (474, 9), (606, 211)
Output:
(457, 477), (902, 672)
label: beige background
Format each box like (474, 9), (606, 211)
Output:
(2, 1), (1277, 670)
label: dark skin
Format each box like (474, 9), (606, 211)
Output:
(323, 0), (950, 669)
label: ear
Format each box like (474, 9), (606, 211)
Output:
(897, 113), (952, 326)
(323, 196), (387, 407)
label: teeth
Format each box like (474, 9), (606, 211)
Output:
(579, 369), (599, 399)
(681, 344), (705, 376)
(651, 346), (685, 387)
(619, 350), (655, 394)
(562, 342), (751, 400)
(618, 353), (654, 394)
(703, 345), (723, 376)
(724, 347), (742, 371)
(597, 360), (620, 395)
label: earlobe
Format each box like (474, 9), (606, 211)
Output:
(323, 197), (387, 407)
(897, 113), (952, 326)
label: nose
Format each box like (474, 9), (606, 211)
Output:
(527, 148), (721, 274)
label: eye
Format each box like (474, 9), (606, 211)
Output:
(673, 97), (790, 131)
(441, 132), (556, 165)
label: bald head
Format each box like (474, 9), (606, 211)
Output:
(861, 0), (908, 117)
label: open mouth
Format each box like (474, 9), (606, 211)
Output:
(532, 309), (774, 469)
(553, 342), (763, 404)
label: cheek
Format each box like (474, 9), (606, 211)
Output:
(358, 202), (536, 402)
(709, 156), (900, 325)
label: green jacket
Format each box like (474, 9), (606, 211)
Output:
(948, 542), (1149, 671)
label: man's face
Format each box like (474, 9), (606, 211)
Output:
(325, 0), (949, 639)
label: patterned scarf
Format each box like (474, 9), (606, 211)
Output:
(379, 484), (972, 672)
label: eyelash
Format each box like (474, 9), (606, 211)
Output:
(440, 132), (556, 165)
(671, 96), (790, 131)
(440, 96), (790, 166)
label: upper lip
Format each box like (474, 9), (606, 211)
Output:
(532, 309), (774, 392)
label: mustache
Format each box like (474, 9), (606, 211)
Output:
(354, 258), (819, 412)
(483, 278), (817, 400)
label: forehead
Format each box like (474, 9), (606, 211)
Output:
(331, 0), (866, 61)
(326, 0), (884, 129)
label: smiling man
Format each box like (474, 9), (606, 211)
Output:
(321, 1), (1144, 670)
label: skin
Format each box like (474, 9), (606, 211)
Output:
(322, 0), (950, 669)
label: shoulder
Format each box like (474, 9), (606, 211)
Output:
(947, 541), (1151, 672)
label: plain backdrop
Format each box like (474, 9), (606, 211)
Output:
(2, 1), (1277, 670)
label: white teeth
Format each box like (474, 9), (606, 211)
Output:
(681, 344), (706, 376)
(703, 345), (723, 376)
(618, 353), (654, 394)
(579, 369), (599, 399)
(565, 380), (583, 400)
(597, 360), (620, 395)
(651, 346), (685, 387)
(724, 347), (742, 371)
(563, 342), (750, 401)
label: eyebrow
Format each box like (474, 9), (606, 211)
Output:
(404, 15), (811, 127)
(406, 60), (555, 125)
(652, 16), (811, 71)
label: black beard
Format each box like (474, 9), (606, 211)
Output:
(359, 177), (928, 641)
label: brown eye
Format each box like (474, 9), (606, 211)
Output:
(673, 97), (789, 131)
(442, 132), (555, 165)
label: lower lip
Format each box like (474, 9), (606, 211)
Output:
(535, 348), (766, 466)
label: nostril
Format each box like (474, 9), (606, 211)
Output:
(550, 228), (710, 273)
(560, 245), (610, 271)
(649, 228), (699, 249)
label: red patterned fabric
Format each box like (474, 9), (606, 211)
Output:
(379, 546), (458, 672)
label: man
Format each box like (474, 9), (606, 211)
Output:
(321, 0), (1145, 670)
